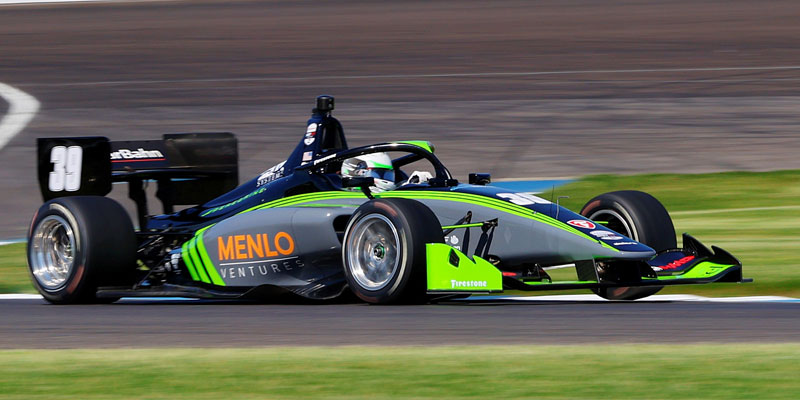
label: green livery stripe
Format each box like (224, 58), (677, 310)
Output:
(181, 241), (200, 281)
(179, 225), (227, 286)
(654, 261), (736, 280)
(372, 162), (393, 169)
(195, 231), (226, 286)
(378, 191), (616, 251)
(195, 224), (214, 237)
(188, 237), (211, 284)
(236, 190), (614, 250)
(292, 203), (359, 208)
(395, 140), (434, 153)
(381, 191), (566, 231)
(524, 280), (598, 286)
(441, 222), (485, 229)
(239, 192), (365, 214)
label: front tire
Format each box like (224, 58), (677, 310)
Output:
(27, 196), (137, 304)
(342, 198), (443, 304)
(580, 190), (676, 301)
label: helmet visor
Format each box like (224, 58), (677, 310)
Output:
(367, 168), (395, 182)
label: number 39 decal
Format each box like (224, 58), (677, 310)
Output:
(48, 146), (83, 192)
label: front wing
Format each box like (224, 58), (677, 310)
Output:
(425, 234), (749, 294)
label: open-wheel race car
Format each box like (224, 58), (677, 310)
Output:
(27, 96), (749, 304)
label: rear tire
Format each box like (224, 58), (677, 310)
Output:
(580, 190), (676, 301)
(342, 198), (443, 304)
(27, 196), (137, 304)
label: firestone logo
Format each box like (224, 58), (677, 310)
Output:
(450, 280), (487, 288)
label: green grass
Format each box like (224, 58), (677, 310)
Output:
(550, 170), (800, 297)
(0, 345), (798, 399)
(554, 170), (800, 212)
(0, 243), (31, 294)
(2, 170), (799, 297)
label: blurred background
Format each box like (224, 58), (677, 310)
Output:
(1, 3), (799, 398)
(2, 0), (800, 239)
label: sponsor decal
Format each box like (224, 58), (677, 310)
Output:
(257, 160), (286, 186)
(217, 232), (295, 261)
(306, 123), (317, 133)
(304, 123), (317, 145)
(613, 241), (638, 246)
(200, 187), (266, 217)
(215, 232), (302, 281)
(302, 151), (313, 162)
(567, 220), (596, 229)
(497, 192), (551, 205)
(110, 148), (165, 162)
(219, 258), (305, 280)
(444, 235), (461, 250)
(451, 280), (488, 288)
(652, 255), (696, 271)
(313, 153), (337, 165)
(589, 230), (623, 240)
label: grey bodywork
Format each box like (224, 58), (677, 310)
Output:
(193, 190), (656, 295)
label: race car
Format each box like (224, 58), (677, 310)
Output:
(27, 95), (749, 304)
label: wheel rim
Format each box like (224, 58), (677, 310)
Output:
(346, 214), (401, 290)
(587, 209), (638, 241)
(29, 215), (76, 291)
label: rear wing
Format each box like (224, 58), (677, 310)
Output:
(37, 133), (238, 226)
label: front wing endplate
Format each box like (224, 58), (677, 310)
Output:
(425, 243), (503, 293)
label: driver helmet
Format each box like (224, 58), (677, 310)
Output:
(341, 153), (396, 193)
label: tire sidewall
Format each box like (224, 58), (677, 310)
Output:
(580, 190), (676, 251)
(27, 196), (136, 304)
(27, 200), (92, 303)
(580, 190), (675, 301)
(342, 198), (441, 304)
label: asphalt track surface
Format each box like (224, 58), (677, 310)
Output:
(0, 298), (798, 348)
(1, 1), (800, 348)
(3, 0), (800, 237)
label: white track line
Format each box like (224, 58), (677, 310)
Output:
(672, 205), (800, 216)
(468, 294), (799, 303)
(0, 0), (164, 4)
(0, 0), (106, 3)
(0, 82), (40, 151)
(18, 65), (800, 87)
(0, 294), (199, 301)
(1, 293), (796, 302)
(0, 294), (42, 300)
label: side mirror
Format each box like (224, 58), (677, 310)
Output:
(342, 177), (376, 199)
(468, 173), (491, 185)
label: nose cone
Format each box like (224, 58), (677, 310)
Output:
(558, 218), (656, 259)
(597, 239), (656, 260)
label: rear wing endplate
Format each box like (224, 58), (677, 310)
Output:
(37, 133), (238, 226)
